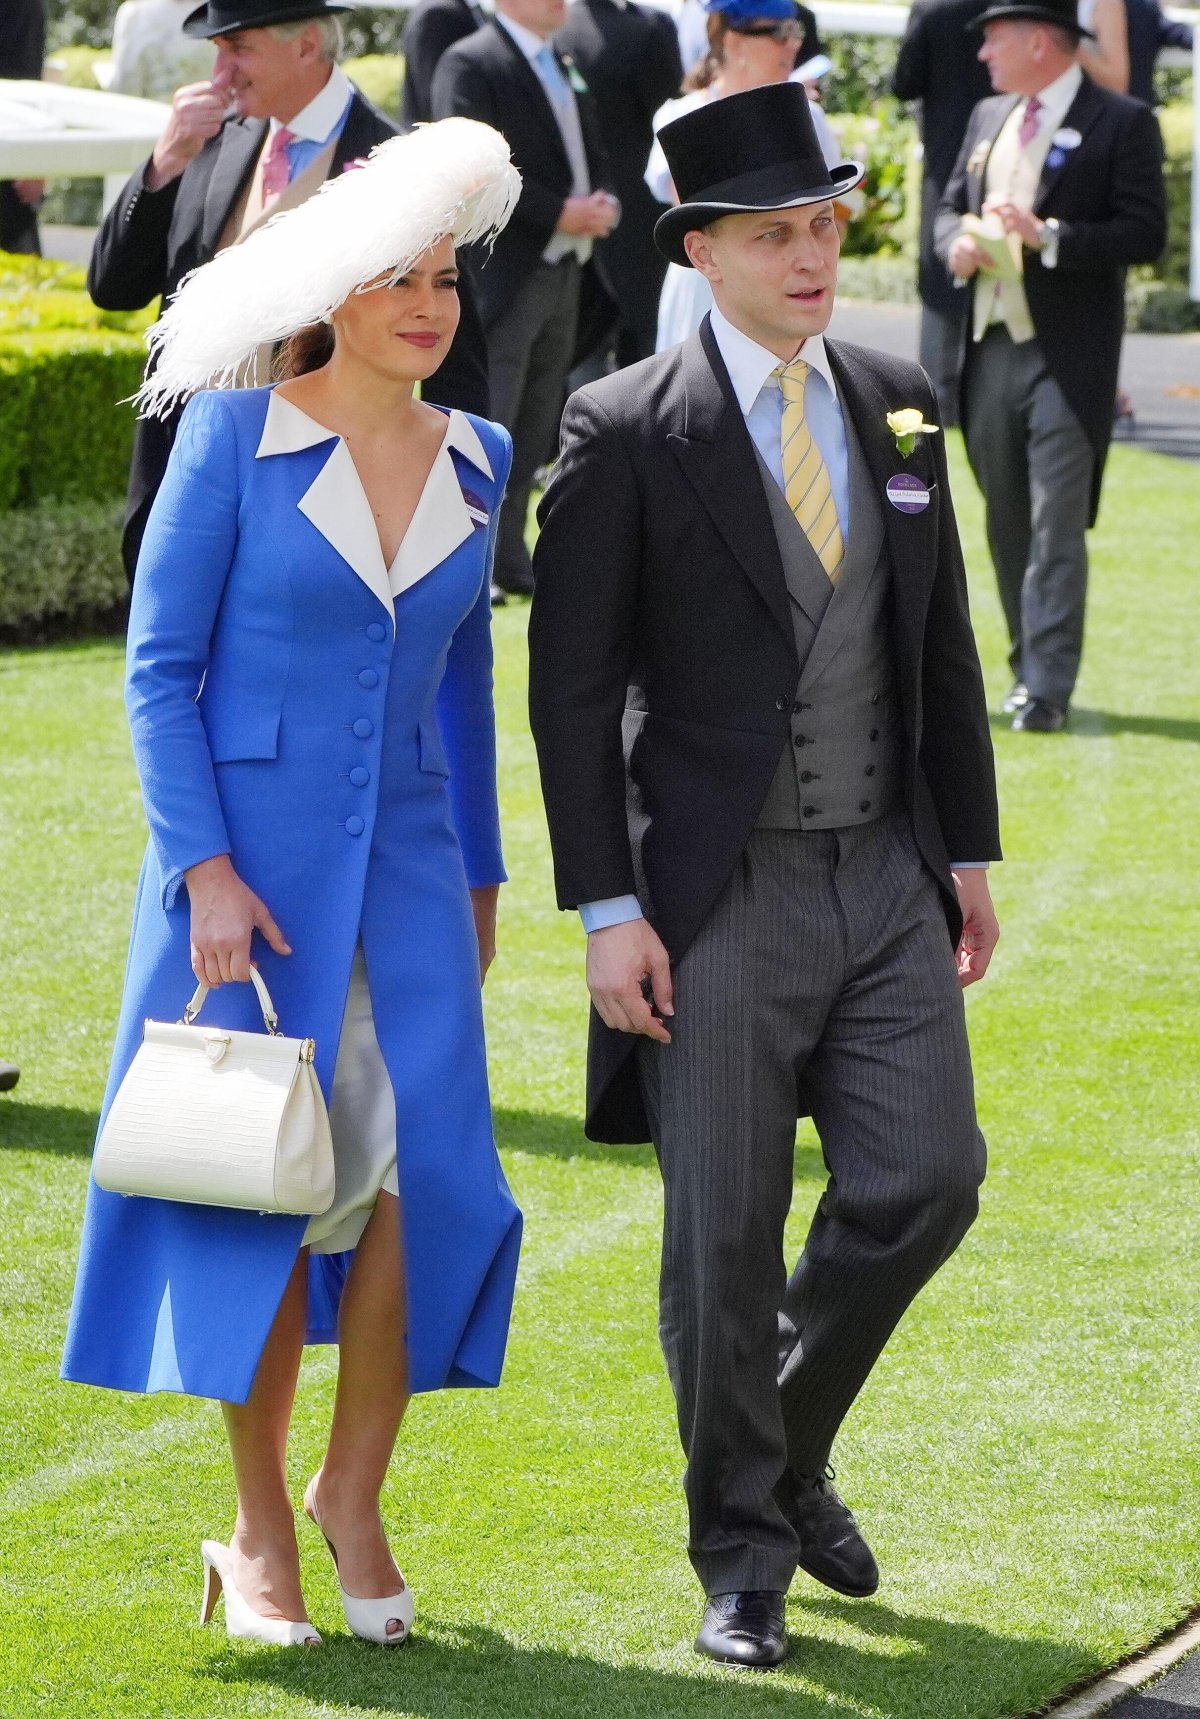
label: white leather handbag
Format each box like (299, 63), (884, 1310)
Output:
(94, 968), (335, 1216)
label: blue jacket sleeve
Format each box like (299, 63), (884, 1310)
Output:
(125, 390), (242, 910)
(436, 423), (513, 889)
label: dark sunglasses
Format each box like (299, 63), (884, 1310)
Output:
(731, 18), (805, 40)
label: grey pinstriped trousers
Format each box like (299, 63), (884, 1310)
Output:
(637, 815), (986, 1596)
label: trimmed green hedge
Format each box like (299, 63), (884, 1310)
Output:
(0, 498), (126, 636)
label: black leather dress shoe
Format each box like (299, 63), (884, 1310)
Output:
(489, 582), (508, 607)
(0, 1060), (19, 1093)
(1012, 696), (1066, 733)
(493, 567), (536, 597)
(783, 1470), (879, 1597)
(1001, 681), (1029, 715)
(695, 1591), (788, 1669)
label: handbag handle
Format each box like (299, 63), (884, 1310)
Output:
(181, 966), (280, 1035)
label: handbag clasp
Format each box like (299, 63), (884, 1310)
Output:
(203, 1033), (232, 1065)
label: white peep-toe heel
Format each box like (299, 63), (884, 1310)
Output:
(303, 1484), (414, 1646)
(200, 1539), (321, 1646)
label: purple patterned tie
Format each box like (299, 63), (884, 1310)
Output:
(1017, 95), (1042, 150)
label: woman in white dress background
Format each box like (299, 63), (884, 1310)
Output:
(647, 0), (844, 351)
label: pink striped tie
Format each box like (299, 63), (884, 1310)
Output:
(262, 126), (295, 201)
(1017, 95), (1042, 150)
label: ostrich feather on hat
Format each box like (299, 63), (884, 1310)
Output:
(136, 119), (520, 418)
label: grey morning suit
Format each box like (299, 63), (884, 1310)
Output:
(637, 411), (986, 1598)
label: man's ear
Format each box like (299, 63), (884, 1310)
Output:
(683, 227), (721, 283)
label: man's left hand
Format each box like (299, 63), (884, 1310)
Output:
(982, 197), (1044, 250)
(952, 869), (999, 988)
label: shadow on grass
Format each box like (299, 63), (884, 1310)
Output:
(987, 708), (1200, 744)
(494, 1106), (827, 1183)
(0, 1099), (98, 1158)
(203, 1601), (1105, 1719)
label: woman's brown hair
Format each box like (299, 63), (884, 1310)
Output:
(275, 320), (335, 380)
(684, 13), (731, 90)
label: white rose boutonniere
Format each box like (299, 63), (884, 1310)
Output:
(886, 408), (939, 459)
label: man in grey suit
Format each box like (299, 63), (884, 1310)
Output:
(529, 85), (1001, 1670)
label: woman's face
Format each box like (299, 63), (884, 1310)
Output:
(724, 18), (802, 84)
(330, 234), (461, 384)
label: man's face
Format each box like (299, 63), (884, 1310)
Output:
(978, 19), (1044, 92)
(683, 202), (840, 359)
(499, 0), (567, 39)
(212, 26), (324, 120)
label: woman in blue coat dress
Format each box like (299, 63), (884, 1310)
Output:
(62, 122), (524, 1648)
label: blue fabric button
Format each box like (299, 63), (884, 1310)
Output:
(365, 622), (386, 642)
(358, 669), (379, 689)
(349, 766), (370, 787)
(352, 718), (373, 739)
(344, 815), (365, 837)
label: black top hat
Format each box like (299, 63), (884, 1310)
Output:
(970, 0), (1094, 39)
(653, 83), (863, 270)
(183, 0), (350, 40)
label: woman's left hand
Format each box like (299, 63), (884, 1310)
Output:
(470, 884), (500, 985)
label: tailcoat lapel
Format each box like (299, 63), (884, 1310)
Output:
(1034, 78), (1102, 213)
(826, 339), (939, 626)
(667, 321), (793, 648)
(200, 117), (267, 256)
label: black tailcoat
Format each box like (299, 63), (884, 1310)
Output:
(400, 0), (485, 129)
(88, 87), (491, 578)
(430, 20), (614, 327)
(552, 0), (682, 361)
(934, 76), (1166, 523)
(529, 318), (1001, 1144)
(0, 0), (46, 255)
(891, 0), (993, 318)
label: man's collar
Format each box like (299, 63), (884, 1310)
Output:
(709, 302), (838, 415)
(1030, 61), (1083, 120)
(270, 63), (353, 144)
(494, 9), (551, 60)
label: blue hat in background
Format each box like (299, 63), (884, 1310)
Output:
(703, 0), (799, 23)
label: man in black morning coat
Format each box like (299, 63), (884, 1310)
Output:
(891, 0), (993, 421)
(553, 0), (682, 367)
(529, 84), (1000, 1671)
(399, 0), (485, 129)
(934, 0), (1165, 731)
(432, 0), (617, 596)
(89, 0), (490, 582)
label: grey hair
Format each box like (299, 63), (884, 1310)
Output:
(270, 15), (343, 63)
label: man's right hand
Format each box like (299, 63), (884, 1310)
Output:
(146, 78), (231, 190)
(948, 233), (988, 279)
(586, 918), (674, 1043)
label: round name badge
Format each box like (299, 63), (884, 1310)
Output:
(886, 473), (931, 514)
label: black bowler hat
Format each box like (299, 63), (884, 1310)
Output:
(971, 0), (1094, 38)
(653, 84), (864, 269)
(183, 0), (350, 40)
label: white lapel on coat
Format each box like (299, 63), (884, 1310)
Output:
(257, 390), (393, 615)
(256, 393), (495, 615)
(389, 409), (493, 598)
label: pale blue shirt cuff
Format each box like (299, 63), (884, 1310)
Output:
(579, 895), (644, 932)
(950, 861), (990, 869)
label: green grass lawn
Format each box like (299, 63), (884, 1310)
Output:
(1, 433), (1198, 1719)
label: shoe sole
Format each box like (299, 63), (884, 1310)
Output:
(693, 1644), (788, 1671)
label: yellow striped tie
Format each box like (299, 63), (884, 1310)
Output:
(777, 359), (844, 586)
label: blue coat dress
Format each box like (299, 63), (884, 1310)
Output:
(61, 386), (522, 1404)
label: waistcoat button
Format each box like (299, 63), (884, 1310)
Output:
(775, 696), (789, 712)
(794, 734), (807, 748)
(803, 805), (818, 818)
(860, 799), (872, 813)
(865, 764), (876, 776)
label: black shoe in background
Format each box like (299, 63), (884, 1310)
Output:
(0, 1061), (19, 1092)
(1012, 697), (1067, 733)
(782, 1468), (879, 1598)
(694, 1591), (788, 1669)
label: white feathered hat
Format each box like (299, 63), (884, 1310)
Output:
(136, 118), (521, 418)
